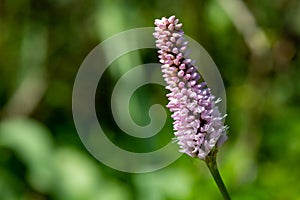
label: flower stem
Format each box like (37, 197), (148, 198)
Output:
(205, 149), (231, 200)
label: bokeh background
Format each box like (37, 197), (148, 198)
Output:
(1, 0), (300, 199)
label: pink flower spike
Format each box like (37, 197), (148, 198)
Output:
(153, 15), (228, 160)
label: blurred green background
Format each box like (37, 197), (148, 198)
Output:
(1, 0), (300, 199)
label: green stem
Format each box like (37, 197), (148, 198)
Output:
(205, 149), (231, 200)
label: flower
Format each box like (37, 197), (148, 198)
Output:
(153, 15), (228, 159)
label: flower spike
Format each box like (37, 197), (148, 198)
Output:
(153, 15), (228, 160)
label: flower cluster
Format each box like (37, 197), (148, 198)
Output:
(153, 16), (228, 159)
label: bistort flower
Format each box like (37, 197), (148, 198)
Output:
(153, 15), (228, 160)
